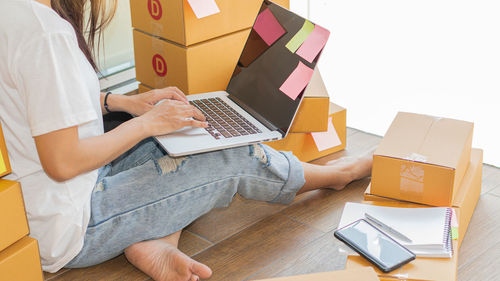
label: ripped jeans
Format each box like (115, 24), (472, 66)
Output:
(65, 138), (305, 268)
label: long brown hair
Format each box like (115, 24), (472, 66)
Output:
(50, 0), (117, 71)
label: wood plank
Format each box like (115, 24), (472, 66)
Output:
(246, 231), (347, 280)
(186, 194), (288, 244)
(279, 178), (370, 233)
(483, 165), (500, 195)
(50, 255), (148, 281)
(192, 214), (324, 281)
(44, 269), (70, 281)
(458, 239), (500, 281)
(458, 194), (500, 270)
(178, 230), (213, 257)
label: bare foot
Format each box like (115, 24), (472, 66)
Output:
(125, 239), (212, 281)
(324, 153), (373, 190)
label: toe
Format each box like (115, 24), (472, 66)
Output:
(191, 261), (212, 279)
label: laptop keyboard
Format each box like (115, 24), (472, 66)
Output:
(190, 97), (262, 140)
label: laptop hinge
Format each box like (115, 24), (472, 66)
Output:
(227, 95), (284, 136)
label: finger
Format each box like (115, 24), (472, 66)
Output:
(183, 119), (209, 128)
(191, 106), (206, 121)
(169, 86), (188, 101)
(163, 86), (188, 104)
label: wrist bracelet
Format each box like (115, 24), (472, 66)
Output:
(104, 92), (112, 113)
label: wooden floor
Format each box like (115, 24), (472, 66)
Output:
(44, 128), (500, 281)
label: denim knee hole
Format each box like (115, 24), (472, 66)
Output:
(154, 155), (188, 175)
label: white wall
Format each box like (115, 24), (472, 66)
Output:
(291, 0), (500, 166)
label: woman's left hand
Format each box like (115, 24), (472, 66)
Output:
(126, 87), (189, 116)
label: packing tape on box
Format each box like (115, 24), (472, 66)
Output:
(150, 21), (164, 35)
(399, 153), (427, 201)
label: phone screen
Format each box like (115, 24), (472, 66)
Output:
(335, 219), (416, 273)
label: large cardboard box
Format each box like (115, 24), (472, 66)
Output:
(251, 267), (379, 281)
(371, 112), (473, 206)
(345, 201), (459, 281)
(289, 68), (329, 133)
(134, 28), (249, 94)
(266, 103), (346, 162)
(0, 237), (43, 281)
(130, 0), (289, 46)
(0, 180), (29, 252)
(365, 148), (482, 250)
(0, 122), (11, 177)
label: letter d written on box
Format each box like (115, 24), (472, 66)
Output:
(148, 0), (163, 20)
(152, 54), (167, 77)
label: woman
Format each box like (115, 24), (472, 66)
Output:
(0, 0), (372, 280)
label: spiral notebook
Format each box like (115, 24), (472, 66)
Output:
(338, 203), (453, 258)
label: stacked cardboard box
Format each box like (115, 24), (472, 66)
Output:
(265, 69), (346, 162)
(344, 112), (480, 281)
(0, 126), (43, 280)
(132, 0), (289, 94)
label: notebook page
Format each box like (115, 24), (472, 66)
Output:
(338, 203), (449, 247)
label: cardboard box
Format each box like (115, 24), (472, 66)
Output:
(138, 67), (330, 133)
(289, 68), (330, 133)
(0, 236), (43, 281)
(0, 122), (11, 177)
(129, 0), (259, 46)
(138, 83), (152, 94)
(365, 148), (483, 250)
(345, 201), (459, 281)
(252, 267), (379, 281)
(371, 112), (473, 206)
(266, 103), (346, 162)
(134, 28), (249, 94)
(0, 180), (29, 252)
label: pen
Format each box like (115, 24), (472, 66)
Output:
(364, 213), (413, 243)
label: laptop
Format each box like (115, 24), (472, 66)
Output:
(155, 0), (330, 156)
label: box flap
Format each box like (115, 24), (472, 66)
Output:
(251, 267), (379, 281)
(375, 112), (473, 169)
(304, 68), (329, 98)
(330, 102), (345, 115)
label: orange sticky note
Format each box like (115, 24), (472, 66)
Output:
(296, 24), (330, 63)
(311, 117), (342, 151)
(279, 61), (314, 100)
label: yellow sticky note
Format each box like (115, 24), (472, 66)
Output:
(451, 227), (459, 240)
(0, 151), (6, 175)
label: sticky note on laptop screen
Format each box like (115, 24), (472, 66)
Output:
(253, 8), (286, 46)
(0, 151), (5, 175)
(286, 20), (315, 53)
(187, 0), (220, 19)
(279, 61), (314, 100)
(296, 25), (330, 63)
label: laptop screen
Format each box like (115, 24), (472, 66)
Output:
(226, 0), (329, 136)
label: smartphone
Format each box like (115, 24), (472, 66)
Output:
(334, 219), (416, 273)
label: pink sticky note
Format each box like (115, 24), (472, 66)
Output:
(296, 25), (330, 63)
(253, 8), (286, 46)
(311, 117), (342, 152)
(451, 209), (459, 227)
(187, 0), (220, 19)
(279, 62), (314, 100)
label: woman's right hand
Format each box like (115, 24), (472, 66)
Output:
(138, 99), (208, 137)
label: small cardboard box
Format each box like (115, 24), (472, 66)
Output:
(138, 83), (152, 94)
(0, 122), (11, 177)
(0, 180), (29, 252)
(134, 28), (250, 95)
(345, 201), (459, 281)
(251, 267), (379, 281)
(0, 236), (43, 281)
(130, 0), (290, 46)
(371, 112), (473, 206)
(289, 68), (330, 133)
(266, 103), (346, 162)
(365, 148), (483, 250)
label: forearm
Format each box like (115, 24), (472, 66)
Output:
(36, 117), (150, 182)
(100, 92), (132, 114)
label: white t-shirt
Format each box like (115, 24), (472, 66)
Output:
(0, 0), (103, 272)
